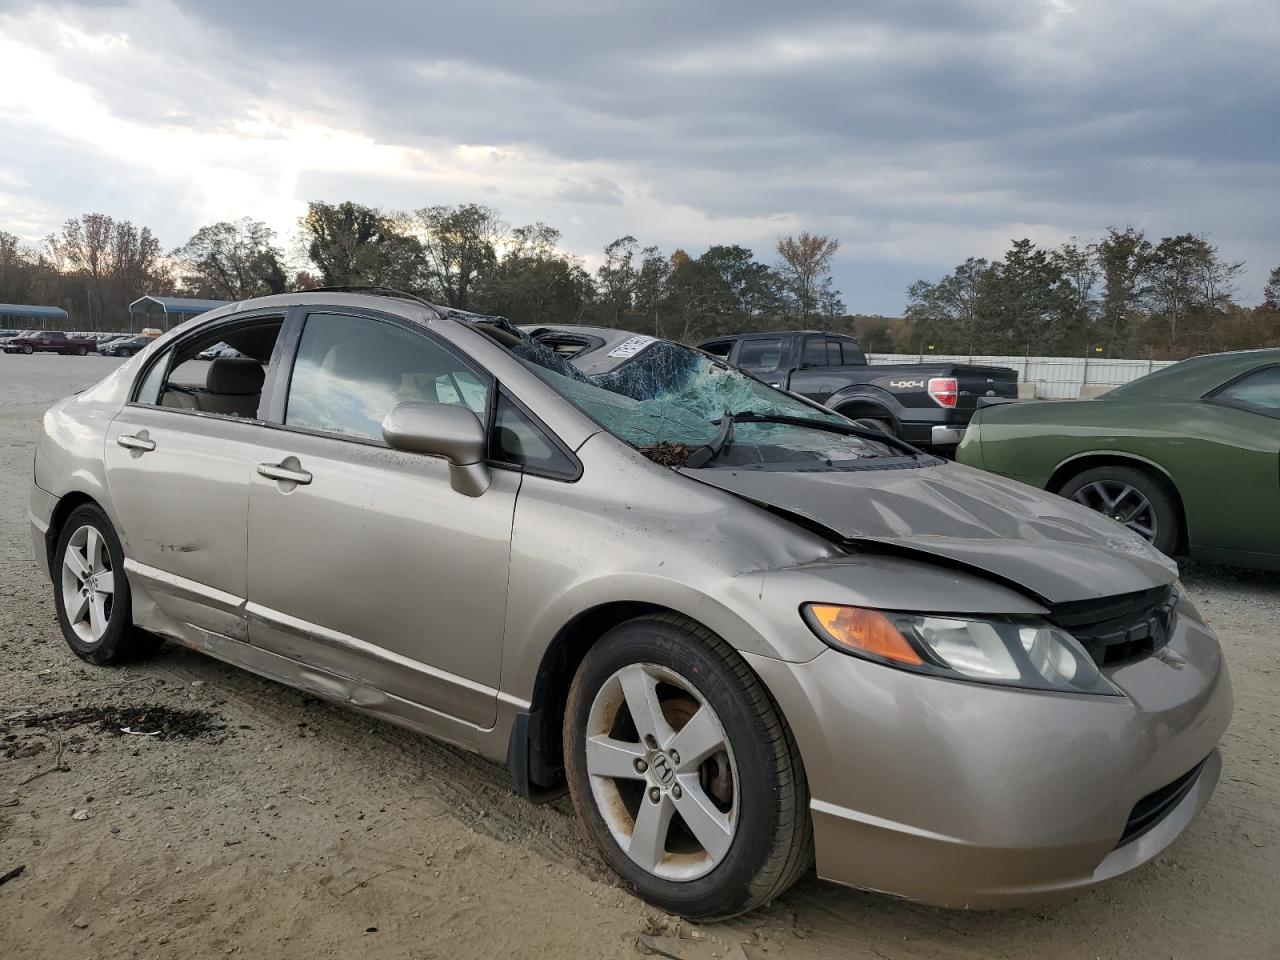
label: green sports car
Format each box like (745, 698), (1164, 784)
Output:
(957, 349), (1280, 571)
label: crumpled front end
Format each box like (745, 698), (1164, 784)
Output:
(744, 591), (1233, 908)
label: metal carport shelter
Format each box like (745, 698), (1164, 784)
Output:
(128, 296), (228, 332)
(0, 303), (71, 330)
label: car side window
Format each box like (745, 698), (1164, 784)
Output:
(135, 352), (170, 405)
(700, 340), (732, 359)
(802, 337), (829, 368)
(286, 312), (490, 443)
(132, 316), (282, 419)
(1213, 366), (1280, 418)
(738, 337), (784, 374)
(837, 337), (867, 365)
(490, 393), (578, 478)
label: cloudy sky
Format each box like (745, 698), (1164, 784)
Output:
(0, 0), (1275, 313)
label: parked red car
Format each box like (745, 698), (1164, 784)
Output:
(3, 331), (99, 355)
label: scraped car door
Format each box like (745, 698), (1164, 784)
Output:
(245, 309), (519, 728)
(103, 318), (286, 641)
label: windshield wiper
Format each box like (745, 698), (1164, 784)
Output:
(685, 412), (736, 468)
(716, 410), (924, 458)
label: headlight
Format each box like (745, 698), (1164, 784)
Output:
(802, 604), (1120, 696)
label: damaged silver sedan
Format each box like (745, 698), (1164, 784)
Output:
(29, 291), (1232, 917)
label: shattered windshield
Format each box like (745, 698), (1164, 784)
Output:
(501, 328), (896, 468)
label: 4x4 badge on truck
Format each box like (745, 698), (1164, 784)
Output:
(889, 379), (925, 388)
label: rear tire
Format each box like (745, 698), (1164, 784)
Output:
(1058, 465), (1181, 556)
(75, 346), (87, 356)
(52, 504), (160, 664)
(563, 614), (811, 919)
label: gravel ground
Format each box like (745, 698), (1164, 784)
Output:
(1, 352), (1278, 960)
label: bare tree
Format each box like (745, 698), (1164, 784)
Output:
(46, 213), (163, 329)
(775, 232), (841, 321)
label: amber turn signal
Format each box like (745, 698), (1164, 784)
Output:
(805, 604), (925, 665)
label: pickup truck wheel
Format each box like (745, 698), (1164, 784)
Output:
(22, 345), (33, 354)
(564, 615), (812, 919)
(75, 346), (87, 356)
(1058, 465), (1181, 556)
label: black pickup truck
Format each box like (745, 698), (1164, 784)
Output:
(697, 330), (1017, 447)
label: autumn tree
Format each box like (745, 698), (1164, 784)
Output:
(1052, 237), (1100, 330)
(776, 232), (842, 321)
(1264, 265), (1280, 311)
(1142, 234), (1213, 345)
(300, 201), (422, 289)
(1094, 227), (1151, 351)
(45, 213), (164, 329)
(631, 245), (670, 336)
(904, 257), (992, 350)
(414, 203), (504, 309)
(982, 240), (1079, 352)
(596, 236), (639, 325)
(172, 218), (287, 300)
(474, 223), (594, 324)
(0, 231), (38, 305)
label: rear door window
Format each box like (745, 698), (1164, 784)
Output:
(737, 337), (784, 374)
(837, 338), (867, 365)
(802, 337), (829, 368)
(131, 316), (282, 419)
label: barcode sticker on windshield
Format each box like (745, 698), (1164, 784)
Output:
(607, 335), (656, 359)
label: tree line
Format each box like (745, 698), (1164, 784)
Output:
(895, 229), (1280, 359)
(0, 203), (845, 341)
(1, 205), (1276, 358)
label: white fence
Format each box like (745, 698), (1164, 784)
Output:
(868, 353), (1177, 400)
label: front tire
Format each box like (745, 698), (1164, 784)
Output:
(1058, 465), (1181, 556)
(52, 504), (158, 664)
(563, 615), (811, 919)
(22, 345), (32, 354)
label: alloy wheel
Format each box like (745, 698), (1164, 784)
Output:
(1070, 479), (1158, 542)
(60, 524), (116, 644)
(584, 662), (739, 881)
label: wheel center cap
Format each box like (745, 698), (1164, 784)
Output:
(649, 751), (676, 787)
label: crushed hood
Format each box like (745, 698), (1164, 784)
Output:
(680, 461), (1177, 605)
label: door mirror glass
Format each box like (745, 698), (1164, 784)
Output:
(382, 402), (491, 496)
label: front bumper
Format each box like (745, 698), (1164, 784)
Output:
(745, 609), (1233, 908)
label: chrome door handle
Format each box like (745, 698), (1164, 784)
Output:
(257, 462), (313, 485)
(117, 434), (156, 452)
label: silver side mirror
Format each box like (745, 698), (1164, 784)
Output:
(382, 402), (491, 497)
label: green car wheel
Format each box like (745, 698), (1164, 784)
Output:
(1058, 465), (1181, 556)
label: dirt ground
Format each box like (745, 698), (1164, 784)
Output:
(1, 352), (1277, 960)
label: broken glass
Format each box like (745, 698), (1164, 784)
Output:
(502, 328), (892, 468)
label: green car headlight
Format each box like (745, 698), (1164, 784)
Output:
(803, 604), (1122, 696)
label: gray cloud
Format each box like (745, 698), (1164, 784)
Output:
(553, 177), (624, 206)
(0, 0), (1276, 312)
